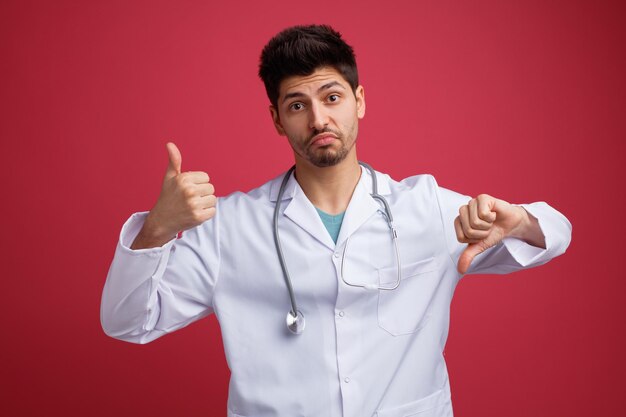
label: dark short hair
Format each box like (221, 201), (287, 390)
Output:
(258, 24), (359, 108)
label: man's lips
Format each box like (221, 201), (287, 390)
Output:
(310, 134), (338, 147)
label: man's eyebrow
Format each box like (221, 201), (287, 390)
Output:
(318, 81), (346, 92)
(281, 81), (347, 103)
(282, 91), (305, 103)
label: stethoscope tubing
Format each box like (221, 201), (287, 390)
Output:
(273, 162), (400, 334)
(273, 165), (300, 320)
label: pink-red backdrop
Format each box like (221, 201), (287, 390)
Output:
(2, 0), (624, 415)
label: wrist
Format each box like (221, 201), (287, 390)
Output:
(509, 206), (546, 249)
(130, 213), (177, 249)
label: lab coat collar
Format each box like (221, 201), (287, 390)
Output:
(269, 165), (392, 250)
(268, 164), (391, 202)
(334, 174), (382, 249)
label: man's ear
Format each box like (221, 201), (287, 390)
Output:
(269, 105), (286, 136)
(355, 85), (366, 119)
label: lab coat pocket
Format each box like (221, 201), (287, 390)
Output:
(375, 387), (452, 417)
(377, 257), (439, 336)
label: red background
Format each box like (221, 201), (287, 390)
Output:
(2, 0), (624, 415)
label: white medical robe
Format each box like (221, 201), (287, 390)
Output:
(101, 167), (572, 417)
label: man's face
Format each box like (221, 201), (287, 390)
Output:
(270, 67), (365, 167)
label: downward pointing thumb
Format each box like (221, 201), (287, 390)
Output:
(457, 242), (488, 274)
(165, 142), (182, 178)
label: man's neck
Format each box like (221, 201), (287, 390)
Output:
(294, 152), (361, 215)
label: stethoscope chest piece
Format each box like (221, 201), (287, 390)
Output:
(286, 310), (305, 334)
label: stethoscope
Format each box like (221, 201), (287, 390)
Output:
(273, 162), (401, 335)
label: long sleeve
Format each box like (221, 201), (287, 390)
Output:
(100, 207), (221, 344)
(434, 183), (572, 276)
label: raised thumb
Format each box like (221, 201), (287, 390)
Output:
(165, 142), (182, 178)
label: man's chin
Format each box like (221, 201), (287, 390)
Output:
(309, 152), (347, 167)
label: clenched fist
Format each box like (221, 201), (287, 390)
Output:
(131, 142), (216, 249)
(455, 194), (546, 274)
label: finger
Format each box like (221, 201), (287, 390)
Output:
(187, 195), (217, 214)
(203, 206), (217, 220)
(199, 195), (217, 209)
(459, 204), (490, 240)
(196, 183), (215, 197)
(165, 142), (182, 179)
(454, 216), (467, 243)
(468, 198), (492, 230)
(476, 194), (497, 223)
(454, 216), (484, 244)
(457, 241), (489, 274)
(192, 206), (216, 223)
(181, 171), (210, 184)
(191, 206), (216, 224)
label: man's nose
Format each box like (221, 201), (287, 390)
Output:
(308, 102), (329, 131)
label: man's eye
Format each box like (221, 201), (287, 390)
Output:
(328, 94), (340, 102)
(290, 103), (304, 111)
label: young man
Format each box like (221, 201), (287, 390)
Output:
(101, 25), (571, 416)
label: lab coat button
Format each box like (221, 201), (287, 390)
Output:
(333, 252), (340, 258)
(344, 377), (350, 383)
(338, 311), (345, 318)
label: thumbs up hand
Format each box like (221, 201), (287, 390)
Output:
(131, 142), (216, 249)
(454, 194), (546, 274)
